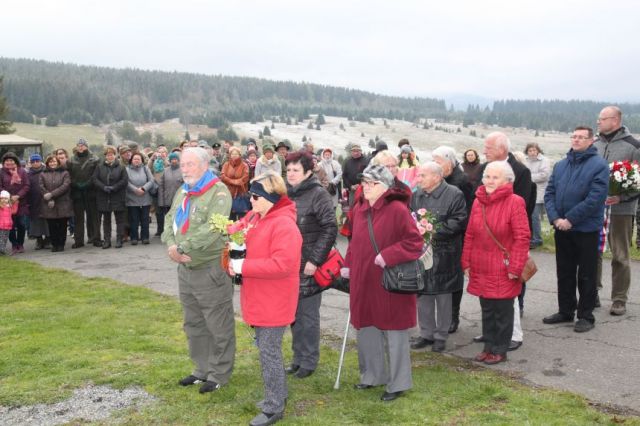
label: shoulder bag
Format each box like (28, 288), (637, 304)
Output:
(481, 205), (537, 283)
(367, 211), (425, 294)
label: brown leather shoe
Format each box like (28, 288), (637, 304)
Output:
(474, 351), (490, 362)
(484, 353), (507, 365)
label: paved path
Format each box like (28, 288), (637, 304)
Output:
(20, 228), (640, 414)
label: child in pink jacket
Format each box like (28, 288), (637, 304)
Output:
(0, 190), (18, 255)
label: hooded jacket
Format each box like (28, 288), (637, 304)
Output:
(240, 196), (302, 327)
(462, 183), (530, 300)
(544, 145), (609, 232)
(594, 126), (640, 216)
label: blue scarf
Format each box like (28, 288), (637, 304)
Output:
(174, 170), (219, 234)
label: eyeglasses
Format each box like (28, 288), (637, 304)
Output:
(570, 135), (591, 140)
(250, 193), (262, 201)
(361, 180), (379, 187)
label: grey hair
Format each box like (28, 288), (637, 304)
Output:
(420, 161), (444, 177)
(431, 146), (458, 167)
(484, 161), (515, 182)
(371, 150), (398, 166)
(182, 147), (211, 166)
(486, 131), (511, 152)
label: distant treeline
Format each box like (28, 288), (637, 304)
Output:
(1, 57), (639, 133)
(0, 57), (446, 127)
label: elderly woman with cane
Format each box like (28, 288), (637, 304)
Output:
(228, 171), (302, 426)
(341, 164), (424, 402)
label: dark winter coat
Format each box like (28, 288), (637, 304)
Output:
(462, 184), (530, 300)
(68, 151), (99, 200)
(544, 145), (609, 233)
(411, 181), (467, 295)
(92, 159), (128, 212)
(39, 168), (73, 219)
(342, 155), (368, 190)
(241, 196), (302, 327)
(345, 187), (424, 330)
(0, 165), (30, 216)
(28, 166), (46, 218)
(287, 175), (338, 298)
(594, 126), (640, 216)
(445, 166), (474, 218)
(462, 161), (483, 191)
(158, 166), (183, 207)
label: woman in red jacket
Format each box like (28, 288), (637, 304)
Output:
(220, 146), (250, 220)
(343, 164), (424, 402)
(461, 161), (530, 365)
(228, 171), (302, 426)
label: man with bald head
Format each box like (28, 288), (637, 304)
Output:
(410, 162), (467, 352)
(162, 147), (236, 394)
(594, 106), (640, 316)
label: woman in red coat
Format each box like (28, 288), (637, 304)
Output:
(461, 161), (530, 365)
(343, 164), (424, 402)
(228, 171), (302, 426)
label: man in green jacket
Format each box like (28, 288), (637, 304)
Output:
(162, 147), (235, 394)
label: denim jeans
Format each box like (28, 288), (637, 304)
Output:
(128, 205), (150, 241)
(531, 203), (544, 246)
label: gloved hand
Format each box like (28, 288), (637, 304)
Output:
(340, 267), (350, 279)
(47, 200), (55, 209)
(104, 186), (113, 193)
(374, 253), (386, 268)
(43, 193), (52, 201)
(231, 258), (244, 274)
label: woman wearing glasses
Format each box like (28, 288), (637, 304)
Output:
(228, 171), (302, 426)
(283, 151), (337, 379)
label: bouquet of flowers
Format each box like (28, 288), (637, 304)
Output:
(209, 213), (255, 284)
(412, 208), (439, 270)
(609, 160), (640, 196)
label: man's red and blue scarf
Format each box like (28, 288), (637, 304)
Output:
(174, 170), (219, 234)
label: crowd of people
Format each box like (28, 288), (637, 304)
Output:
(2, 106), (638, 425)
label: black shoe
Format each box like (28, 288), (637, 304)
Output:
(594, 294), (601, 308)
(542, 313), (574, 324)
(102, 241), (111, 249)
(71, 242), (84, 249)
(381, 391), (403, 401)
(574, 319), (595, 333)
(410, 337), (434, 350)
(472, 335), (485, 343)
(284, 364), (299, 374)
(249, 411), (284, 426)
(294, 368), (314, 379)
(508, 340), (522, 351)
(354, 383), (375, 390)
(35, 238), (44, 250)
(448, 318), (459, 334)
(93, 240), (103, 247)
(199, 380), (221, 393)
(178, 375), (205, 386)
(115, 238), (123, 249)
(432, 340), (446, 353)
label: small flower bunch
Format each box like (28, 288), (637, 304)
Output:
(209, 213), (248, 245)
(609, 160), (640, 196)
(412, 208), (438, 244)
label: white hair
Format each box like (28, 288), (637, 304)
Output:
(371, 150), (398, 166)
(486, 131), (511, 152)
(484, 161), (515, 182)
(431, 146), (458, 167)
(420, 161), (443, 177)
(182, 147), (211, 166)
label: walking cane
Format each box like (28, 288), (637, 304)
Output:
(333, 310), (351, 390)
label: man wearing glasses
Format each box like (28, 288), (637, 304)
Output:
(594, 106), (640, 316)
(543, 127), (608, 332)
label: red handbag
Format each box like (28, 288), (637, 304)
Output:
(314, 248), (345, 287)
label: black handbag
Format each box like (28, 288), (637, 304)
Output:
(367, 211), (425, 294)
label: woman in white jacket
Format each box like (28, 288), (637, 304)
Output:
(254, 143), (282, 177)
(319, 148), (343, 208)
(524, 143), (551, 249)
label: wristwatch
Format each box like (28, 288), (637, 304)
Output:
(176, 246), (185, 255)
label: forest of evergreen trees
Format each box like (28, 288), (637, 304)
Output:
(1, 57), (639, 133)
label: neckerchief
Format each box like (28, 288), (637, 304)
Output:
(174, 170), (219, 234)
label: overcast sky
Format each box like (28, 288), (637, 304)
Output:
(3, 0), (640, 104)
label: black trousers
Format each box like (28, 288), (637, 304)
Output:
(480, 297), (514, 355)
(100, 210), (126, 241)
(47, 218), (68, 248)
(554, 230), (598, 323)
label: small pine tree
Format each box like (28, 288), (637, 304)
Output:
(258, 131), (263, 139)
(263, 125), (271, 136)
(105, 131), (114, 145)
(271, 123), (275, 129)
(375, 135), (379, 142)
(184, 131), (191, 141)
(361, 132), (365, 137)
(339, 123), (345, 131)
(369, 139), (375, 147)
(315, 113), (326, 125)
(535, 130), (539, 137)
(307, 121), (314, 130)
(302, 135), (307, 142)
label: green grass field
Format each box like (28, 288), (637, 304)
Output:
(1, 257), (637, 425)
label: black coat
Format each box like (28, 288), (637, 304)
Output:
(92, 160), (128, 212)
(446, 166), (474, 220)
(287, 176), (338, 298)
(342, 156), (368, 190)
(27, 166), (46, 218)
(411, 182), (467, 295)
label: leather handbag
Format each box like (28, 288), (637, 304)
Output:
(314, 247), (345, 287)
(367, 211), (425, 294)
(481, 206), (537, 283)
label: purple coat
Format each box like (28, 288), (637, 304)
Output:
(345, 188), (424, 330)
(0, 166), (30, 216)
